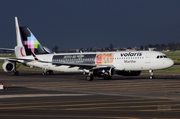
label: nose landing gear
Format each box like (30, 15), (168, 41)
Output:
(149, 69), (155, 79)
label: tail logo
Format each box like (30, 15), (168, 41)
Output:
(20, 47), (25, 57)
(24, 33), (40, 52)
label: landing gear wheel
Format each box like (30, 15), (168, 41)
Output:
(104, 75), (111, 80)
(42, 70), (53, 75)
(103, 72), (111, 80)
(149, 69), (154, 79)
(87, 75), (94, 81)
(13, 71), (19, 76)
(150, 76), (155, 79)
(42, 72), (46, 75)
(12, 62), (20, 76)
(48, 70), (53, 75)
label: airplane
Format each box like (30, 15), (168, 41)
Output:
(0, 17), (174, 81)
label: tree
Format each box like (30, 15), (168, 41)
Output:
(140, 45), (144, 50)
(52, 45), (59, 53)
(109, 44), (113, 50)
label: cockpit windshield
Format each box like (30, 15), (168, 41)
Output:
(157, 55), (167, 59)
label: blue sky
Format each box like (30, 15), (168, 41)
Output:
(1, 0), (180, 49)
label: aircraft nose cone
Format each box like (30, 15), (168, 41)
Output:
(167, 58), (174, 67)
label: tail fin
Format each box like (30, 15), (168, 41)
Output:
(15, 17), (26, 57)
(14, 17), (49, 57)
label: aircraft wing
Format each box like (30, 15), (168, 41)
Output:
(0, 48), (14, 51)
(0, 57), (34, 62)
(0, 57), (17, 62)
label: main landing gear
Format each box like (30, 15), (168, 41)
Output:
(42, 70), (54, 75)
(86, 72), (94, 81)
(12, 62), (21, 76)
(103, 72), (112, 80)
(13, 71), (19, 76)
(149, 69), (155, 79)
(86, 71), (112, 81)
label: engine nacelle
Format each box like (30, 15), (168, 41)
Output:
(116, 71), (141, 76)
(2, 61), (15, 72)
(92, 67), (114, 77)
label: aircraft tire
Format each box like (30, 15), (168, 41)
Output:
(104, 75), (111, 80)
(13, 71), (19, 76)
(49, 70), (53, 75)
(42, 72), (46, 76)
(150, 76), (155, 79)
(87, 75), (93, 81)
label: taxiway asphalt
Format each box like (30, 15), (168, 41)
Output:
(0, 69), (180, 119)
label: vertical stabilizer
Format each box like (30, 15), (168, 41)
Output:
(14, 17), (26, 58)
(14, 17), (49, 58)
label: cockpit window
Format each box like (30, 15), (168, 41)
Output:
(157, 55), (167, 59)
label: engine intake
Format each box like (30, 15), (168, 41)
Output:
(2, 61), (15, 72)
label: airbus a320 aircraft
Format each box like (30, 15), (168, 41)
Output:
(0, 17), (174, 81)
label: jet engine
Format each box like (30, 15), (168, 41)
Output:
(92, 67), (114, 77)
(116, 71), (141, 76)
(2, 61), (15, 72)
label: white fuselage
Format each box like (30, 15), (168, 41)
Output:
(21, 51), (174, 73)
